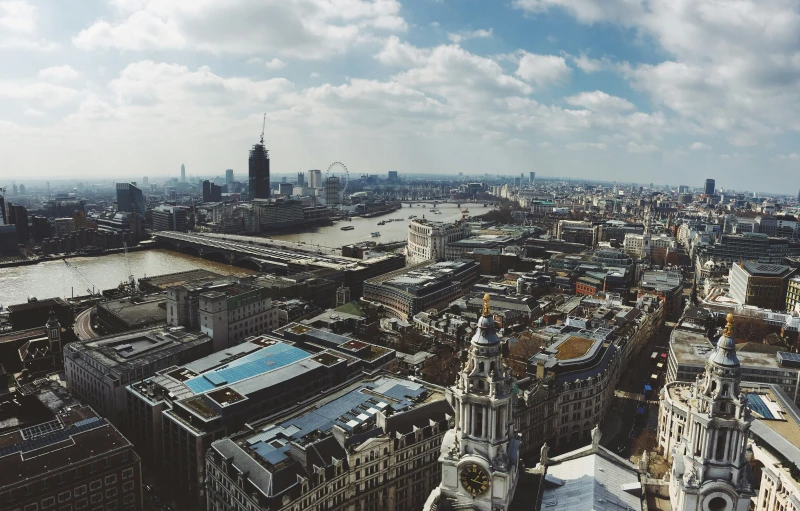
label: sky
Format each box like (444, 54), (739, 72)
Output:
(0, 0), (799, 193)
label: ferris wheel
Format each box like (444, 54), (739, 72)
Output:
(325, 162), (349, 193)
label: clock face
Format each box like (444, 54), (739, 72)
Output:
(459, 463), (490, 497)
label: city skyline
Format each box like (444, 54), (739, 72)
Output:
(0, 1), (799, 191)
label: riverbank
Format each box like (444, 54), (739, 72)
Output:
(0, 241), (156, 269)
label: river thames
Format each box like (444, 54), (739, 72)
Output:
(0, 202), (480, 307)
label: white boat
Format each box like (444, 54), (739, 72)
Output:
(371, 232), (381, 237)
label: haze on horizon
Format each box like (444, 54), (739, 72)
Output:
(1, 0), (799, 193)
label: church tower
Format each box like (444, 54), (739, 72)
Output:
(47, 309), (62, 356)
(669, 313), (755, 511)
(428, 294), (520, 510)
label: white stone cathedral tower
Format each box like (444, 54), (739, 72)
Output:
(426, 294), (520, 510)
(669, 313), (755, 511)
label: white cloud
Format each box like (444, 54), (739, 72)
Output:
(689, 141), (711, 151)
(309, 72), (320, 78)
(0, 0), (56, 49)
(447, 28), (492, 44)
(38, 65), (81, 82)
(23, 108), (43, 116)
(519, 0), (800, 146)
(73, 0), (407, 59)
(626, 141), (658, 153)
(564, 90), (634, 112)
(0, 81), (79, 107)
(566, 142), (607, 151)
(514, 52), (570, 87)
(375, 36), (430, 67)
(265, 58), (286, 70)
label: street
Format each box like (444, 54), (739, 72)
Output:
(602, 320), (673, 457)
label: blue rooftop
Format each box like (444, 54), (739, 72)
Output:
(185, 343), (312, 394)
(246, 378), (425, 467)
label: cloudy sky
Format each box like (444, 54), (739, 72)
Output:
(1, 0), (799, 192)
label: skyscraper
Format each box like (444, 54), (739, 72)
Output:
(202, 180), (211, 202)
(116, 182), (146, 216)
(11, 204), (29, 242)
(325, 176), (340, 205)
(249, 139), (270, 199)
(529, 171), (535, 183)
(704, 178), (715, 195)
(226, 169), (234, 186)
(181, 164), (186, 182)
(308, 169), (322, 189)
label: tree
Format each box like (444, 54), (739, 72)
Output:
(731, 312), (769, 344)
(421, 349), (460, 386)
(508, 332), (544, 378)
(630, 429), (658, 457)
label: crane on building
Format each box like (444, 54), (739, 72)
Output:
(122, 242), (137, 297)
(260, 112), (266, 145)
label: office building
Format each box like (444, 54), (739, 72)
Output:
(0, 403), (143, 511)
(729, 262), (795, 310)
(787, 276), (800, 312)
(666, 311), (800, 405)
(181, 163), (186, 182)
(555, 220), (598, 247)
(529, 171), (535, 183)
(248, 138), (270, 199)
(226, 168), (234, 187)
(0, 194), (5, 224)
(640, 270), (684, 320)
(325, 175), (341, 205)
(63, 327), (213, 428)
(278, 182), (293, 196)
(695, 233), (800, 275)
(195, 282), (279, 348)
(206, 374), (450, 511)
(704, 178), (715, 195)
(407, 218), (471, 264)
(203, 180), (223, 202)
(388, 170), (398, 181)
(252, 198), (305, 230)
(363, 260), (480, 320)
(116, 182), (146, 216)
(151, 205), (187, 231)
(127, 337), (367, 504)
(9, 204), (29, 243)
(308, 169), (323, 189)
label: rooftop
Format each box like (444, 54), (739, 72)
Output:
(555, 336), (595, 360)
(0, 405), (133, 489)
(65, 326), (212, 373)
(97, 296), (166, 328)
(740, 261), (794, 278)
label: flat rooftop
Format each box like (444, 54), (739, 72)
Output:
(555, 336), (595, 360)
(97, 296), (166, 328)
(383, 260), (476, 295)
(740, 261), (794, 277)
(237, 376), (440, 468)
(137, 269), (227, 289)
(0, 405), (132, 489)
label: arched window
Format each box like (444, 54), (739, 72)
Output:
(722, 384), (729, 396)
(489, 362), (495, 372)
(479, 362), (485, 373)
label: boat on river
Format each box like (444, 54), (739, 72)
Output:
(371, 232), (381, 237)
(340, 226), (355, 231)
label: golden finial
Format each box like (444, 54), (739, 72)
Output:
(723, 313), (734, 337)
(482, 293), (491, 317)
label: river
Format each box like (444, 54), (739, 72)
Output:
(0, 250), (255, 307)
(0, 203), (484, 307)
(272, 202), (480, 246)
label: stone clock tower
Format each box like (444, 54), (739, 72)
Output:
(425, 294), (520, 511)
(668, 314), (755, 511)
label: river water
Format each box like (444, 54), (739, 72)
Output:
(273, 202), (479, 246)
(0, 203), (484, 307)
(0, 250), (254, 307)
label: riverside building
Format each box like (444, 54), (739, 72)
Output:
(407, 219), (471, 264)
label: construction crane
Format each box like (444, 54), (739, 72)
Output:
(260, 112), (266, 145)
(122, 242), (137, 297)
